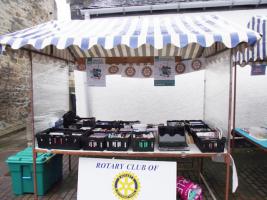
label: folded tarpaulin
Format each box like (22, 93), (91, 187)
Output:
(0, 14), (261, 58)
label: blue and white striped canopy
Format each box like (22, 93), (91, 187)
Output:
(236, 16), (267, 64)
(0, 14), (261, 58)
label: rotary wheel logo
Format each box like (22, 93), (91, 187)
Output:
(109, 64), (119, 74)
(175, 63), (186, 74)
(112, 171), (141, 200)
(142, 65), (153, 78)
(191, 60), (202, 71)
(125, 66), (136, 77)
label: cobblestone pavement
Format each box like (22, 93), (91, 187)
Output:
(0, 130), (267, 200)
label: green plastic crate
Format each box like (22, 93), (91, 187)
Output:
(6, 147), (62, 196)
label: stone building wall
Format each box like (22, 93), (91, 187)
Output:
(0, 0), (56, 35)
(0, 0), (56, 127)
(0, 49), (31, 124)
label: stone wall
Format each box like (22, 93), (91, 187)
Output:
(0, 0), (56, 126)
(0, 0), (56, 35)
(0, 49), (31, 123)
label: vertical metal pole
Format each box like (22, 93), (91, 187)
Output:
(198, 158), (203, 183)
(69, 155), (72, 172)
(231, 62), (237, 151)
(29, 51), (38, 200)
(227, 49), (234, 153)
(225, 49), (234, 200)
(233, 62), (237, 129)
(203, 66), (207, 121)
(225, 154), (231, 200)
(232, 61), (237, 150)
(200, 158), (204, 173)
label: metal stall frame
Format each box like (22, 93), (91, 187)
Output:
(28, 49), (235, 200)
(1, 15), (256, 200)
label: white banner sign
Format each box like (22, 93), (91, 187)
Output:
(77, 158), (177, 200)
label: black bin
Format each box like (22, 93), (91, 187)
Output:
(106, 132), (131, 151)
(132, 132), (155, 152)
(36, 128), (87, 150)
(81, 131), (107, 151)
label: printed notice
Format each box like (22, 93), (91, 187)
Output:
(154, 57), (176, 86)
(87, 58), (106, 86)
(251, 64), (266, 76)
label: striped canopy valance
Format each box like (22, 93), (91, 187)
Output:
(0, 14), (261, 59)
(236, 16), (267, 64)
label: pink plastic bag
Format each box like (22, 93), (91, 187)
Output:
(176, 176), (203, 200)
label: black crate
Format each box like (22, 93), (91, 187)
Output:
(185, 120), (209, 132)
(120, 127), (133, 132)
(186, 120), (207, 127)
(68, 117), (96, 129)
(188, 127), (212, 135)
(119, 120), (140, 128)
(77, 117), (96, 127)
(186, 120), (205, 124)
(189, 126), (226, 152)
(132, 132), (155, 152)
(67, 123), (82, 129)
(167, 120), (185, 127)
(193, 136), (226, 153)
(106, 132), (131, 151)
(158, 126), (188, 150)
(158, 126), (185, 136)
(81, 131), (107, 151)
(36, 128), (87, 150)
(95, 120), (122, 129)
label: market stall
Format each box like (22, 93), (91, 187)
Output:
(234, 15), (267, 150)
(0, 14), (261, 200)
(236, 15), (267, 65)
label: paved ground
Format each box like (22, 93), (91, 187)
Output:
(0, 130), (27, 177)
(0, 130), (267, 200)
